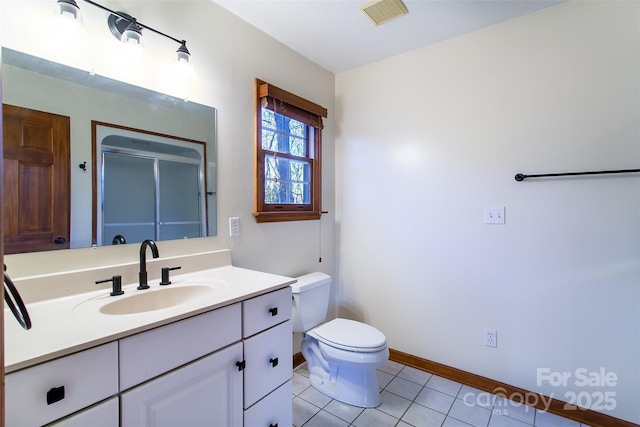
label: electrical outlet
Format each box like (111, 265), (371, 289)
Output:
(229, 217), (240, 237)
(484, 328), (497, 348)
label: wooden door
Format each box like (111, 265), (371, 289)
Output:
(2, 104), (70, 254)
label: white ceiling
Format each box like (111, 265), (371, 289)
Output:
(214, 0), (564, 73)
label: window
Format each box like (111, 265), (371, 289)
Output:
(254, 79), (327, 222)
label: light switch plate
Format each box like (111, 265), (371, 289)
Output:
(484, 206), (505, 224)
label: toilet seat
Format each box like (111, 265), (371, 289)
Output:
(308, 318), (387, 352)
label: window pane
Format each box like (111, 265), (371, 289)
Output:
(289, 136), (305, 157)
(289, 120), (304, 136)
(262, 109), (276, 128)
(261, 107), (307, 157)
(262, 129), (278, 151)
(264, 154), (310, 204)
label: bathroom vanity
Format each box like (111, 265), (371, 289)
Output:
(4, 250), (294, 426)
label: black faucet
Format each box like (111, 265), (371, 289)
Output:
(138, 239), (159, 290)
(112, 234), (126, 245)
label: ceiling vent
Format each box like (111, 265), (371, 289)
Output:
(359, 0), (409, 26)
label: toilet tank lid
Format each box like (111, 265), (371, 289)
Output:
(291, 272), (331, 293)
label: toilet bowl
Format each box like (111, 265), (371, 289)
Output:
(291, 273), (389, 408)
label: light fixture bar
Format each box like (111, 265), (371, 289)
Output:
(79, 0), (190, 57)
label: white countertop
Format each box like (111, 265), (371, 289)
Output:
(4, 265), (295, 373)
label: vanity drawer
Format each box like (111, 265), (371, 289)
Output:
(243, 286), (292, 337)
(120, 303), (241, 391)
(244, 380), (292, 427)
(49, 397), (119, 427)
(5, 342), (118, 427)
(243, 320), (292, 408)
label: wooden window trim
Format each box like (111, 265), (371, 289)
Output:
(254, 79), (327, 223)
(258, 81), (328, 119)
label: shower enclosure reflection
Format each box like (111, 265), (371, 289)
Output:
(96, 123), (208, 246)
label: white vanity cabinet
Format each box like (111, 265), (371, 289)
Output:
(5, 282), (293, 427)
(242, 287), (293, 427)
(5, 342), (119, 427)
(120, 303), (243, 426)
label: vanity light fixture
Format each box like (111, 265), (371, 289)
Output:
(55, 0), (192, 63)
(176, 41), (191, 63)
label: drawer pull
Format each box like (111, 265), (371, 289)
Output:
(268, 307), (278, 316)
(269, 357), (279, 368)
(270, 424), (278, 427)
(46, 386), (65, 405)
(236, 360), (246, 371)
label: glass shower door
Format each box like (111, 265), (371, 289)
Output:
(158, 160), (204, 240)
(102, 152), (156, 246)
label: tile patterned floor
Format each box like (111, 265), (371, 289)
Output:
(292, 361), (591, 427)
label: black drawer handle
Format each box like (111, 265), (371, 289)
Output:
(236, 360), (246, 371)
(268, 307), (278, 316)
(270, 424), (278, 427)
(47, 386), (65, 405)
(269, 357), (279, 368)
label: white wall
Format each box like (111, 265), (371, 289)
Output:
(1, 1), (335, 282)
(336, 0), (639, 423)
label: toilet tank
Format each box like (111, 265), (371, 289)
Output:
(291, 272), (331, 332)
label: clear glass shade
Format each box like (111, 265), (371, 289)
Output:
(121, 22), (143, 45)
(57, 0), (80, 19)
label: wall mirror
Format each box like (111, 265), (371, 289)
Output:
(2, 47), (218, 254)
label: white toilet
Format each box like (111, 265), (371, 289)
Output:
(291, 272), (389, 408)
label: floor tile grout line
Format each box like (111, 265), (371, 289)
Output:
(294, 362), (574, 427)
(299, 363), (469, 427)
(390, 365), (544, 427)
(381, 368), (479, 427)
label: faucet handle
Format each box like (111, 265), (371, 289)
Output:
(96, 275), (124, 296)
(160, 266), (182, 286)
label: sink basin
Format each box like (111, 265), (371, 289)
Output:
(99, 285), (219, 315)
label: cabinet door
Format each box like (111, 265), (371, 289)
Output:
(243, 320), (292, 408)
(244, 380), (292, 427)
(49, 397), (118, 427)
(121, 342), (243, 427)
